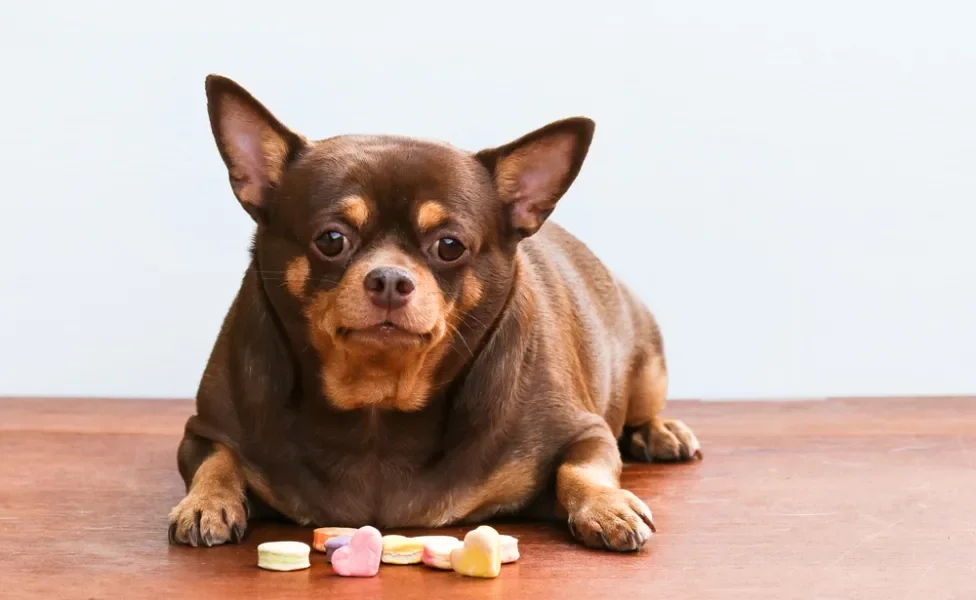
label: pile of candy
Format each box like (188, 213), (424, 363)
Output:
(257, 525), (519, 579)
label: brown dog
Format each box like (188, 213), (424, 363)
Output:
(168, 75), (701, 552)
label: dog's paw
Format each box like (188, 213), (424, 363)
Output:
(168, 490), (247, 547)
(567, 488), (655, 552)
(629, 418), (703, 463)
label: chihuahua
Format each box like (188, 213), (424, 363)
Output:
(168, 75), (701, 552)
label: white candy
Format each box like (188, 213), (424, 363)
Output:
(257, 541), (311, 571)
(500, 535), (520, 563)
(421, 536), (463, 569)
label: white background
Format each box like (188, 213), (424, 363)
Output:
(1, 1), (974, 400)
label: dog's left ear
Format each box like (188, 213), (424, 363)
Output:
(205, 74), (306, 224)
(476, 117), (595, 238)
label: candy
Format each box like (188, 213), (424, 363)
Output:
(500, 535), (520, 563)
(325, 535), (351, 562)
(381, 535), (426, 565)
(380, 535), (459, 564)
(421, 536), (462, 569)
(423, 534), (517, 570)
(256, 541), (311, 571)
(312, 527), (358, 552)
(451, 526), (502, 578)
(331, 526), (383, 577)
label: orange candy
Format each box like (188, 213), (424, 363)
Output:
(312, 527), (358, 552)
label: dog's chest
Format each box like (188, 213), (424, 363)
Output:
(256, 404), (454, 527)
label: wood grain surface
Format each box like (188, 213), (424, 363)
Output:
(0, 397), (973, 599)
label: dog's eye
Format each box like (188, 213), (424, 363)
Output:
(434, 237), (466, 262)
(315, 230), (346, 258)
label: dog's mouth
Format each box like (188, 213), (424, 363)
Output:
(336, 321), (433, 349)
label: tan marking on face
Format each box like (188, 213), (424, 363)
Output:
(416, 201), (449, 232)
(302, 245), (451, 412)
(331, 247), (443, 335)
(459, 271), (484, 312)
(304, 289), (338, 336)
(284, 256), (310, 297)
(339, 195), (370, 229)
(320, 336), (451, 412)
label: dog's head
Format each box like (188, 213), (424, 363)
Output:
(205, 75), (593, 411)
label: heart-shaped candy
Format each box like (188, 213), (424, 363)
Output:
(330, 526), (382, 577)
(451, 525), (502, 578)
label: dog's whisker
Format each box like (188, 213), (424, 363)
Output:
(458, 311), (490, 331)
(446, 322), (475, 359)
(255, 274), (343, 286)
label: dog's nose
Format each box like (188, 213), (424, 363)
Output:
(364, 267), (416, 310)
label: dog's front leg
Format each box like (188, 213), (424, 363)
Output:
(557, 425), (656, 552)
(168, 436), (247, 547)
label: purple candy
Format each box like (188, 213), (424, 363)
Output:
(325, 535), (352, 562)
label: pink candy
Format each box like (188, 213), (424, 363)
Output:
(330, 526), (383, 577)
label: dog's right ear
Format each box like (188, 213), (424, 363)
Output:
(205, 75), (306, 223)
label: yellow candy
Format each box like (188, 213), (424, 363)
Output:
(381, 535), (427, 564)
(451, 526), (502, 578)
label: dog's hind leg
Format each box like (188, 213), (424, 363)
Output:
(622, 345), (702, 463)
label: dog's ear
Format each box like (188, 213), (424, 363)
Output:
(205, 75), (306, 223)
(475, 117), (594, 238)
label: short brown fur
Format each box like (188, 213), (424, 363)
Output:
(170, 75), (701, 551)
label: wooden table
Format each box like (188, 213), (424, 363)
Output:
(1, 397), (973, 599)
